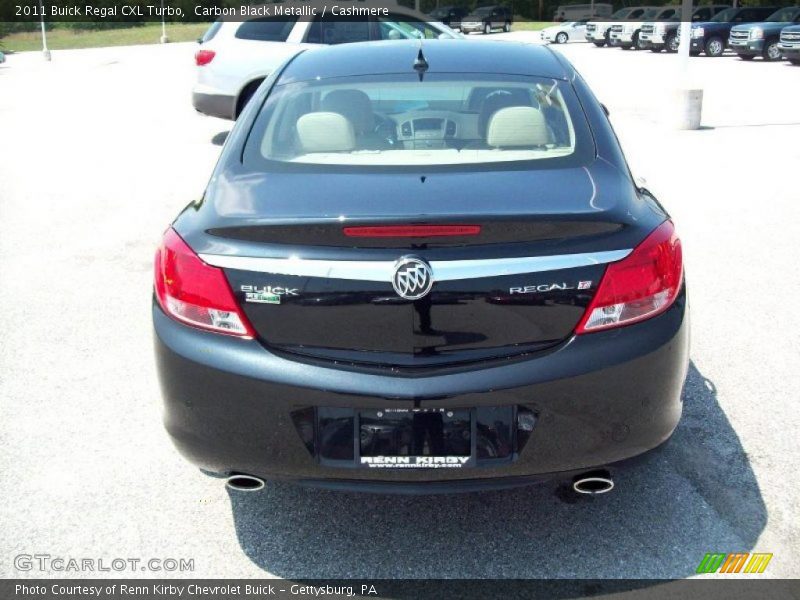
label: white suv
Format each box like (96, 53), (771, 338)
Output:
(192, 4), (459, 120)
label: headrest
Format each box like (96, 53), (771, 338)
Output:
(486, 106), (551, 148)
(321, 89), (374, 134)
(477, 89), (533, 138)
(296, 112), (356, 153)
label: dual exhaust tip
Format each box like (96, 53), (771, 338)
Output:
(225, 474), (265, 492)
(572, 470), (614, 495)
(225, 471), (614, 495)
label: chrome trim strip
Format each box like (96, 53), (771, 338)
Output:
(199, 249), (632, 282)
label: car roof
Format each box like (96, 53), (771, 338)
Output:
(276, 39), (570, 84)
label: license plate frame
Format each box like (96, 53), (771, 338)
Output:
(357, 408), (476, 469)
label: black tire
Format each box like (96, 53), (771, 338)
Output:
(666, 34), (679, 53)
(704, 36), (724, 57)
(738, 54), (755, 61)
(593, 40), (606, 47)
(556, 32), (568, 44)
(633, 32), (646, 50)
(235, 79), (263, 118)
(503, 21), (511, 33)
(762, 40), (782, 61)
(484, 23), (491, 35)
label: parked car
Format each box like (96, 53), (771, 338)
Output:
(585, 6), (654, 47)
(729, 6), (800, 61)
(639, 5), (728, 53)
(682, 6), (778, 57)
(192, 4), (460, 120)
(154, 39), (688, 494)
(553, 3), (612, 21)
(428, 6), (469, 30)
(541, 20), (588, 44)
(460, 5), (513, 34)
(609, 6), (680, 50)
(779, 23), (800, 63)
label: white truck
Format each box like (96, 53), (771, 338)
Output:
(608, 6), (680, 50)
(553, 3), (612, 21)
(585, 6), (655, 47)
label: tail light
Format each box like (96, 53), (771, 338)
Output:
(576, 220), (683, 334)
(195, 49), (216, 66)
(154, 228), (254, 338)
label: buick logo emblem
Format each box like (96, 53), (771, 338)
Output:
(392, 257), (434, 300)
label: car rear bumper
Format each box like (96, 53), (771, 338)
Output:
(192, 89), (236, 120)
(153, 291), (689, 491)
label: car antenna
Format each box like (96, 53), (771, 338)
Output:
(413, 42), (429, 82)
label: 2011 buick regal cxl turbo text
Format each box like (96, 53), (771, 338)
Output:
(153, 39), (688, 495)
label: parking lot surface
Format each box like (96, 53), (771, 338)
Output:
(1, 35), (799, 579)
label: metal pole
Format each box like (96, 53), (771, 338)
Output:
(39, 0), (51, 61)
(677, 0), (692, 75)
(675, 0), (702, 129)
(160, 0), (169, 43)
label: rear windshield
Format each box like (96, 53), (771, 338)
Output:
(243, 73), (593, 170)
(235, 17), (296, 42)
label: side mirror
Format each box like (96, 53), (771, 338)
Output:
(600, 103), (610, 117)
(197, 38), (203, 44)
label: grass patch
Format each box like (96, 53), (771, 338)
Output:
(511, 22), (554, 31)
(0, 23), (209, 53)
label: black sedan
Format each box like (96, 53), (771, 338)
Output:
(153, 40), (688, 495)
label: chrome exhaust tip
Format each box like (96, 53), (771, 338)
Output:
(572, 470), (614, 495)
(225, 474), (265, 492)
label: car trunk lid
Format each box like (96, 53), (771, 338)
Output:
(182, 161), (658, 368)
